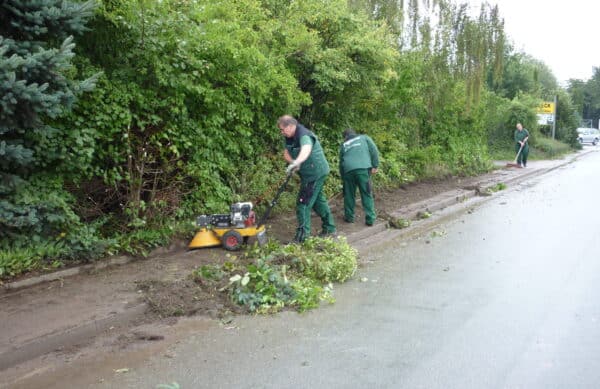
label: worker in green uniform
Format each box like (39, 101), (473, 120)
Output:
(514, 122), (530, 168)
(339, 128), (379, 226)
(278, 115), (336, 243)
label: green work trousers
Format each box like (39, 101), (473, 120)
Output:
(295, 175), (336, 242)
(515, 143), (529, 165)
(343, 168), (376, 225)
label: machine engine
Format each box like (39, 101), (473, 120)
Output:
(230, 202), (254, 227)
(196, 202), (255, 228)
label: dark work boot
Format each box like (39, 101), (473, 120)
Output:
(318, 230), (338, 238)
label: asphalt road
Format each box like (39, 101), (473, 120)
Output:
(21, 150), (600, 389)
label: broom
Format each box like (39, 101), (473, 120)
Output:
(506, 143), (524, 168)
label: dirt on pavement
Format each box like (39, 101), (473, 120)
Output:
(135, 174), (486, 322)
(1, 173), (487, 331)
(0, 170), (493, 386)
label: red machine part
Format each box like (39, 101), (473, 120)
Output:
(244, 211), (256, 227)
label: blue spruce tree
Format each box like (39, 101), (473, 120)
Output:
(0, 0), (96, 244)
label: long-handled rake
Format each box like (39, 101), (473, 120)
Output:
(506, 143), (524, 168)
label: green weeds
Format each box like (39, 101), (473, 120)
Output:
(417, 211), (432, 219)
(279, 237), (358, 283)
(531, 138), (572, 158)
(193, 264), (226, 281)
(228, 261), (296, 313)
(388, 217), (411, 229)
(193, 237), (357, 314)
(292, 277), (334, 313)
(486, 182), (507, 194)
(0, 247), (42, 278)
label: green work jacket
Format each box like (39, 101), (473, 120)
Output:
(339, 134), (379, 176)
(284, 124), (330, 182)
(514, 129), (530, 148)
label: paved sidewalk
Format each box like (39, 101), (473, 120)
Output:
(0, 149), (594, 373)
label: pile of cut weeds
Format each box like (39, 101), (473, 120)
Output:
(137, 237), (358, 318)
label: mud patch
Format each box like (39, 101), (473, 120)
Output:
(136, 278), (244, 319)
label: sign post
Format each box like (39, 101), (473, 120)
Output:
(536, 101), (556, 135)
(552, 95), (557, 139)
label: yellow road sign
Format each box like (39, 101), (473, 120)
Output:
(537, 102), (554, 114)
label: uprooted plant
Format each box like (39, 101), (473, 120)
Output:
(139, 237), (358, 317)
(379, 210), (411, 229)
(193, 237), (357, 314)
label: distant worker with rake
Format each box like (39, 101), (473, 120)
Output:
(339, 128), (379, 226)
(278, 115), (336, 243)
(514, 122), (530, 168)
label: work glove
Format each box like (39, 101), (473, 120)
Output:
(286, 160), (300, 175)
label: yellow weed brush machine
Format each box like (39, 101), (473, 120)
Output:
(188, 173), (292, 251)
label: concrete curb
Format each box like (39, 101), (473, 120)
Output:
(2, 256), (130, 291)
(0, 148), (594, 372)
(2, 242), (188, 293)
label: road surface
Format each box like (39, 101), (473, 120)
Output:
(11, 150), (600, 388)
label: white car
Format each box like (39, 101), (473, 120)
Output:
(576, 128), (600, 145)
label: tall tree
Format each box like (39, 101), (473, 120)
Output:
(583, 67), (600, 124)
(0, 0), (96, 242)
(492, 51), (557, 100)
(554, 89), (579, 146)
(567, 67), (600, 126)
(567, 78), (586, 118)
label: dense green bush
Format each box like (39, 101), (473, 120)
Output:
(532, 137), (573, 158)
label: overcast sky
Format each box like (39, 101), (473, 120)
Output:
(465, 0), (599, 84)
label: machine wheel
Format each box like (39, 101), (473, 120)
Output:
(222, 230), (243, 251)
(594, 138), (598, 146)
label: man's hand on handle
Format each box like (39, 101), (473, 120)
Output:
(286, 160), (300, 175)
